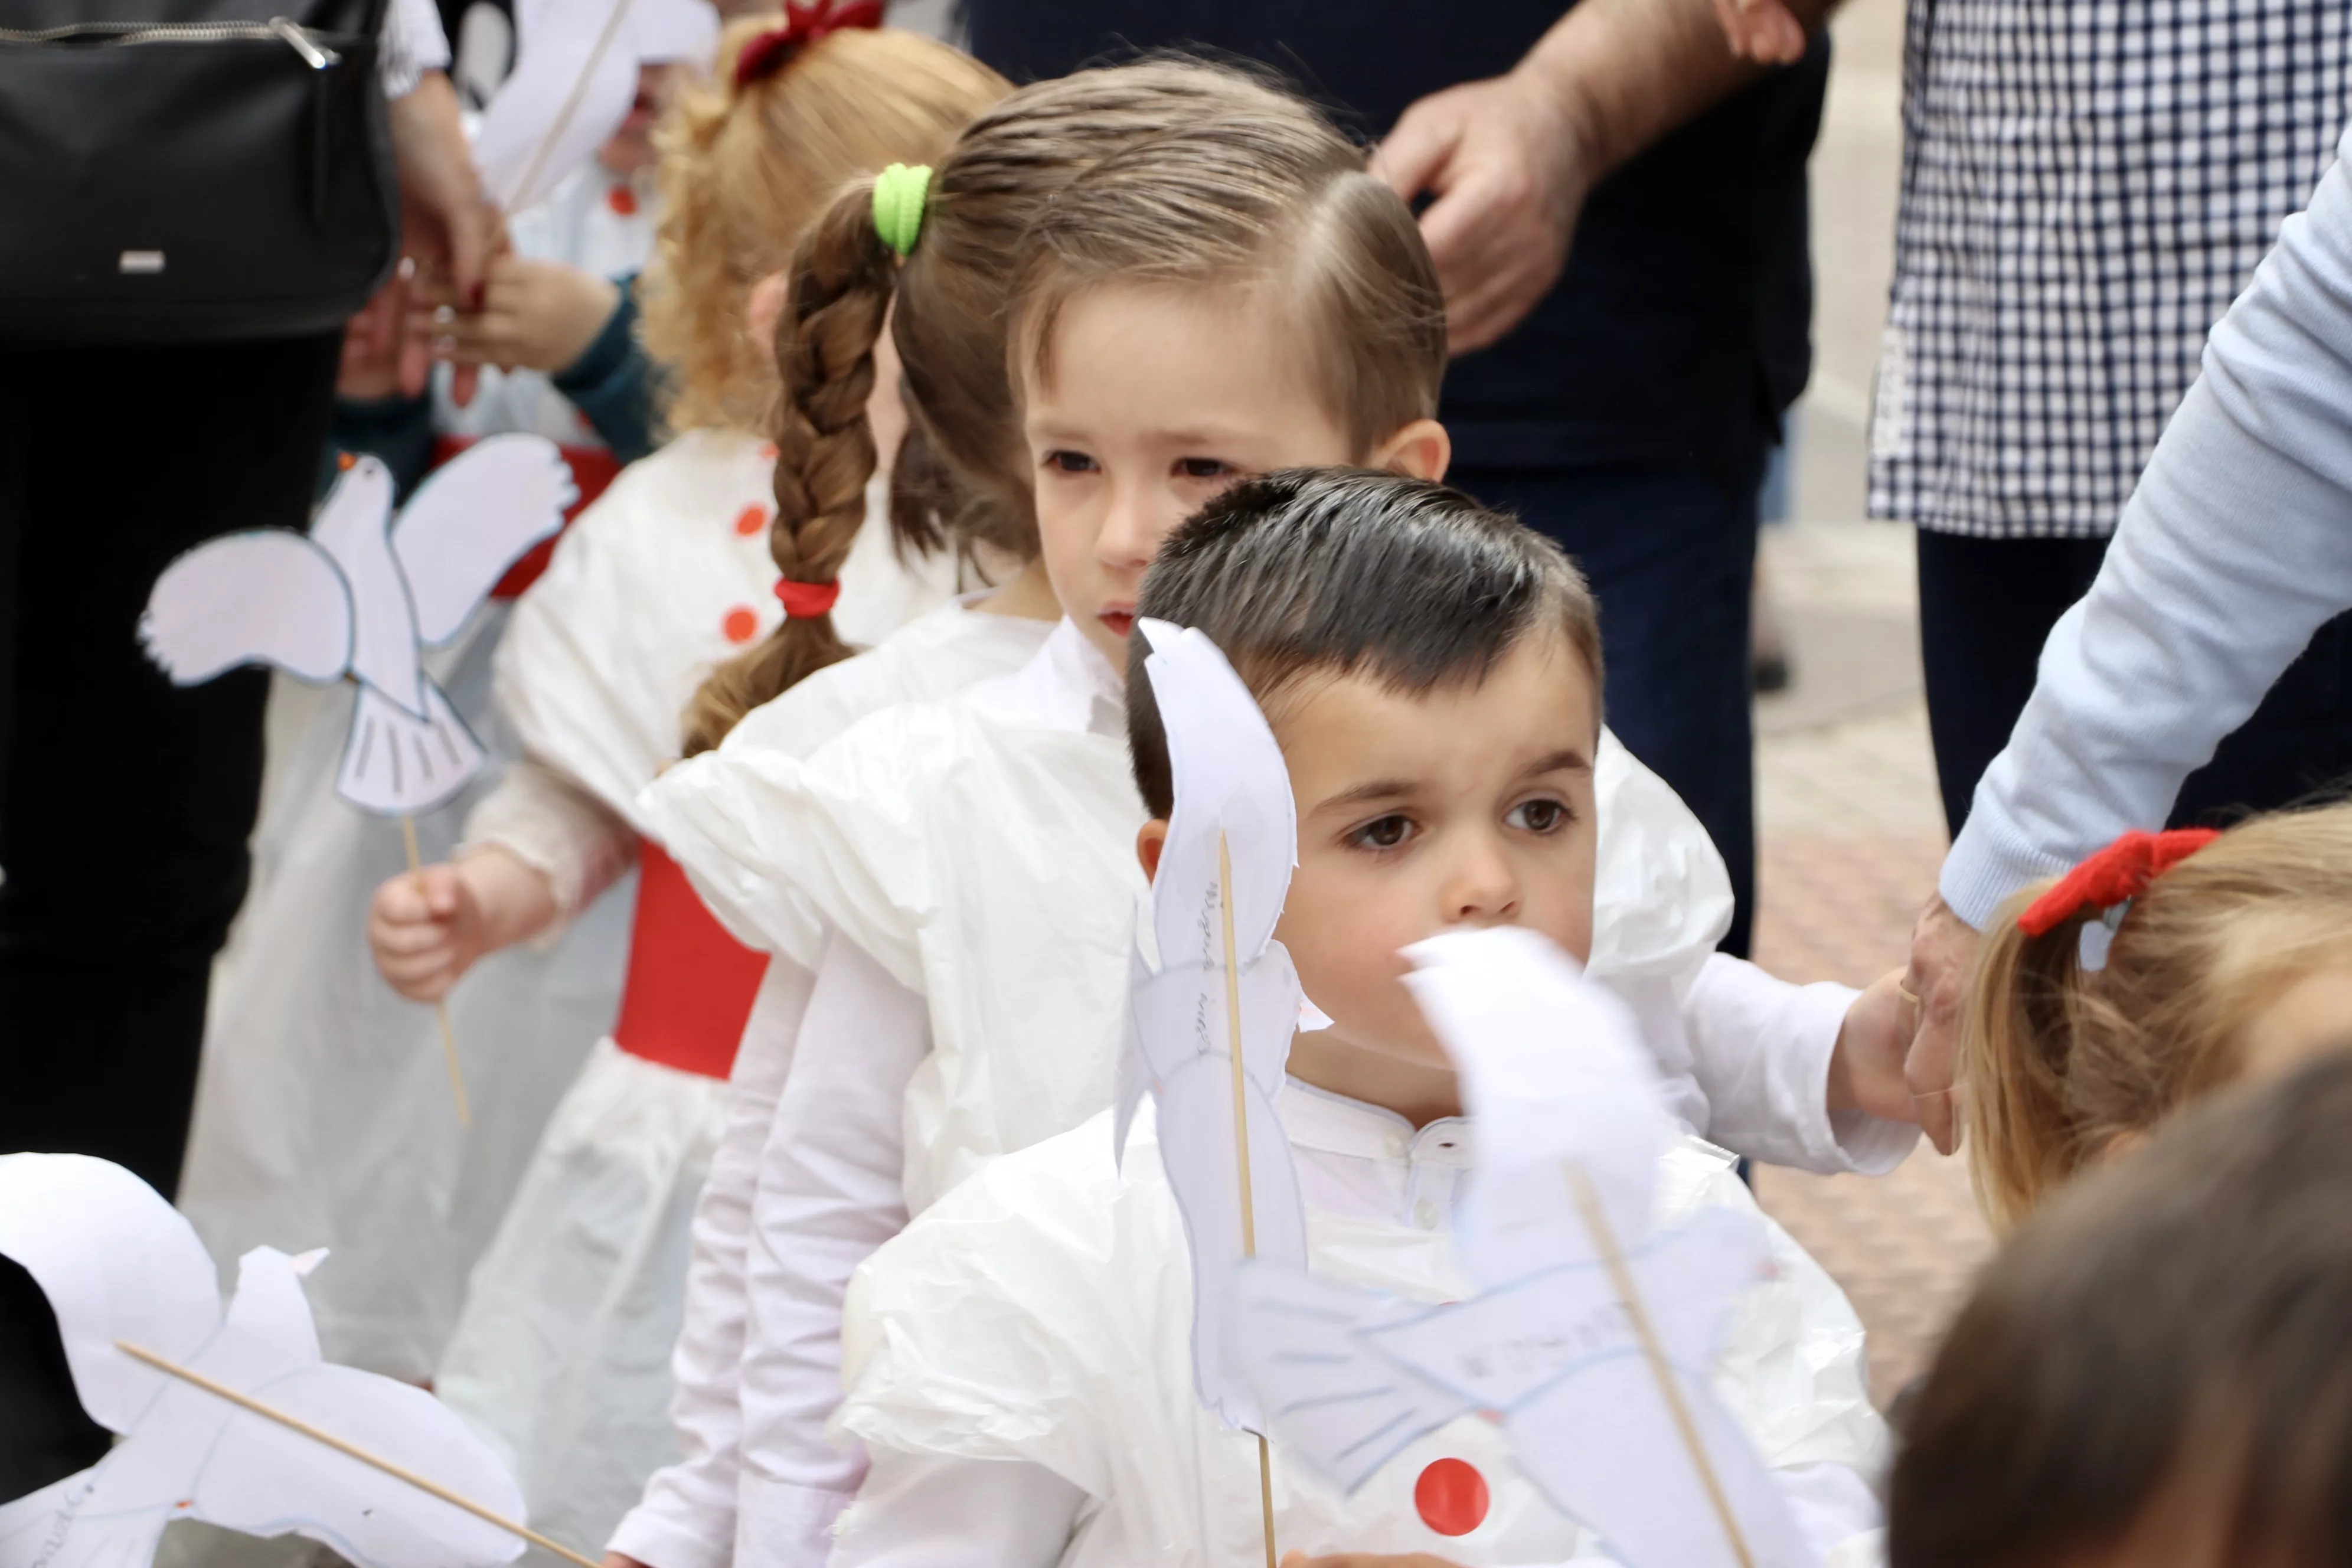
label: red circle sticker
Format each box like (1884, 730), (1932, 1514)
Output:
(606, 184), (638, 217)
(721, 606), (759, 643)
(734, 505), (768, 537)
(1414, 1458), (1489, 1537)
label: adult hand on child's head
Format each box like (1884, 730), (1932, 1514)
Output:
(1373, 69), (1594, 355)
(431, 256), (622, 376)
(1902, 893), (1982, 1154)
(1828, 968), (1923, 1125)
(1707, 0), (1811, 63)
(368, 861), (492, 1002)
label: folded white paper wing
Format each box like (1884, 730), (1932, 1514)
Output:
(1226, 928), (1825, 1568)
(0, 1154), (529, 1568)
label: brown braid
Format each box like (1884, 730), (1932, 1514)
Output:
(681, 185), (896, 757)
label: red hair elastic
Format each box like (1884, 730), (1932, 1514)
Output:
(2017, 828), (2220, 937)
(732, 0), (883, 90)
(773, 577), (841, 619)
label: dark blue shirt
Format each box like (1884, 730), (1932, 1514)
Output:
(966, 1), (1826, 484)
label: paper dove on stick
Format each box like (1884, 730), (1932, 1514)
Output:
(139, 436), (573, 816)
(1115, 619), (1311, 1433)
(0, 1154), (529, 1568)
(472, 0), (719, 213)
(1226, 927), (1821, 1568)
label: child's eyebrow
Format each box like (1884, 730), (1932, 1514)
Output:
(1307, 778), (1420, 816)
(1520, 746), (1594, 778)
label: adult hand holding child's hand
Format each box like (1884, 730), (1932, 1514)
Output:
(1900, 894), (1982, 1154)
(432, 255), (623, 376)
(1828, 968), (1925, 1126)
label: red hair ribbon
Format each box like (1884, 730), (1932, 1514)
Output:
(732, 0), (883, 90)
(2017, 828), (2221, 937)
(773, 576), (841, 619)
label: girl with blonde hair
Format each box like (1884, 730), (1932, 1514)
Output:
(1962, 801), (2352, 1229)
(360, 11), (1008, 1554)
(641, 55), (1917, 1567)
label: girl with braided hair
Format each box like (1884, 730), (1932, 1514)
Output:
(639, 57), (1917, 1568)
(348, 13), (1008, 1556)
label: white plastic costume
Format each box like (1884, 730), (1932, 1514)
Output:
(633, 625), (1916, 1568)
(177, 161), (661, 1383)
(606, 599), (1057, 1568)
(426, 429), (965, 1559)
(828, 1100), (1889, 1566)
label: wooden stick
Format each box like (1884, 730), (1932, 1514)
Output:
(505, 0), (639, 218)
(401, 814), (471, 1129)
(1564, 1167), (1755, 1568)
(1217, 832), (1278, 1568)
(116, 1341), (597, 1568)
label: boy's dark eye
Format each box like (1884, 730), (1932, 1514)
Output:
(1043, 450), (1097, 475)
(1177, 457), (1233, 479)
(1508, 798), (1570, 834)
(1351, 814), (1413, 850)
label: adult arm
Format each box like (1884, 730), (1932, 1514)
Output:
(1374, 0), (1838, 352)
(1905, 120), (2352, 1143)
(737, 935), (931, 1568)
(609, 958), (819, 1568)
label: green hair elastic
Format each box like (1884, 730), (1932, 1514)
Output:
(871, 163), (932, 259)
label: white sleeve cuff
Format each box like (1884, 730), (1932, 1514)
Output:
(378, 0), (449, 97)
(1939, 793), (2076, 932)
(607, 1499), (734, 1568)
(739, 1471), (860, 1568)
(459, 757), (635, 920)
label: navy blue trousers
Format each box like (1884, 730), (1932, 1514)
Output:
(1452, 463), (1759, 959)
(1916, 529), (2352, 840)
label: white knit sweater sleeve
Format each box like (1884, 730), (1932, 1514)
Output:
(1943, 121), (2352, 926)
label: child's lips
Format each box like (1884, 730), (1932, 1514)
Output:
(1099, 607), (1135, 639)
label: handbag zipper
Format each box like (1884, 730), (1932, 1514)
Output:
(0, 17), (341, 67)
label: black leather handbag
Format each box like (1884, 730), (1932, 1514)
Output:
(0, 0), (398, 342)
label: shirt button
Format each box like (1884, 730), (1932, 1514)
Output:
(1414, 1200), (1441, 1229)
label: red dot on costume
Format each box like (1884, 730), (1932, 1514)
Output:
(758, 440), (779, 460)
(733, 504), (768, 537)
(721, 606), (759, 643)
(337, 451), (357, 471)
(1414, 1458), (1489, 1537)
(606, 184), (639, 217)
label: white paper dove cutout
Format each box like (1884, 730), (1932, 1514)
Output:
(0, 1154), (528, 1568)
(473, 0), (719, 214)
(1226, 929), (1820, 1568)
(140, 436), (573, 816)
(1116, 619), (1309, 1433)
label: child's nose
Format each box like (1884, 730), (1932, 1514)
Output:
(1443, 838), (1521, 925)
(1097, 481), (1171, 569)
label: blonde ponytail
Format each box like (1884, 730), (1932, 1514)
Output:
(1962, 895), (2098, 1230)
(681, 182), (897, 756)
(1957, 801), (2352, 1228)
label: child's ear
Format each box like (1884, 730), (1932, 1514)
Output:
(1368, 417), (1451, 484)
(1136, 819), (1169, 883)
